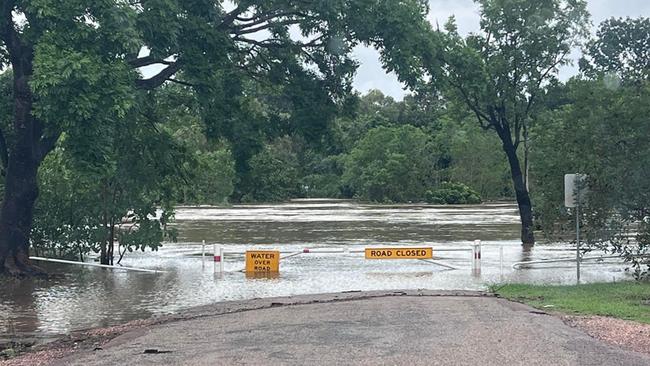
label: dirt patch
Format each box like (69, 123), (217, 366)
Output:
(564, 315), (650, 356)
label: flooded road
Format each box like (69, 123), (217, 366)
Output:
(0, 200), (632, 344)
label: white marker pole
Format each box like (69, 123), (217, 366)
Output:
(202, 240), (205, 268)
(474, 240), (482, 269)
(213, 243), (217, 274)
(218, 245), (224, 273)
(213, 244), (223, 274)
(499, 245), (504, 279)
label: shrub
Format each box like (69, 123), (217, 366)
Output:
(425, 182), (482, 204)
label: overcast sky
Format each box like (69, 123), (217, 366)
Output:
(353, 0), (650, 100)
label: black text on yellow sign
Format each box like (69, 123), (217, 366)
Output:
(365, 247), (433, 260)
(245, 250), (280, 273)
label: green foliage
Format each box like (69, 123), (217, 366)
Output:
(580, 17), (650, 81)
(532, 78), (650, 278)
(300, 153), (345, 198)
(180, 149), (235, 205)
(31, 94), (189, 264)
(342, 125), (437, 202)
(425, 182), (482, 205)
(447, 123), (513, 199)
(243, 137), (301, 202)
(532, 19), (650, 279)
(425, 0), (589, 135)
(153, 84), (236, 205)
(493, 282), (650, 323)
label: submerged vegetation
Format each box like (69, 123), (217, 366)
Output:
(0, 1), (647, 276)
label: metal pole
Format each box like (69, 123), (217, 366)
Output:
(576, 202), (581, 284)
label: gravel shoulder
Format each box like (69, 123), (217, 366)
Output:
(563, 315), (650, 356)
(2, 290), (650, 366)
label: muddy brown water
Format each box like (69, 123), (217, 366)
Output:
(0, 200), (631, 344)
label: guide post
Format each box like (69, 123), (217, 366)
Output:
(565, 174), (587, 284)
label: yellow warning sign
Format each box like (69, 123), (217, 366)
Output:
(365, 247), (433, 260)
(245, 250), (280, 273)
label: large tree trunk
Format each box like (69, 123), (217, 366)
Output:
(0, 148), (43, 276)
(498, 127), (535, 245)
(0, 61), (47, 276)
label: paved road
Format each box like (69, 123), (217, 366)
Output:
(53, 290), (650, 366)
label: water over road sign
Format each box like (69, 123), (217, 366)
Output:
(246, 250), (280, 273)
(365, 247), (433, 259)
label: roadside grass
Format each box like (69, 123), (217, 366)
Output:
(490, 282), (650, 324)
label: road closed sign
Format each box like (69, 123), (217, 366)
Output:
(365, 247), (433, 260)
(246, 250), (280, 273)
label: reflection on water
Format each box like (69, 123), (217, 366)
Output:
(0, 200), (632, 344)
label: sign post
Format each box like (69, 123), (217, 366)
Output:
(565, 174), (587, 284)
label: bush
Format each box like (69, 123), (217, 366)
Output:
(425, 182), (482, 204)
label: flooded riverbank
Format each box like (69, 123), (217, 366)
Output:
(0, 200), (632, 344)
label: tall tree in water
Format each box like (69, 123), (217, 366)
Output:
(0, 0), (432, 276)
(419, 0), (589, 244)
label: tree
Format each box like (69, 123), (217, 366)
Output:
(244, 136), (301, 202)
(533, 18), (650, 279)
(0, 0), (433, 276)
(579, 17), (650, 81)
(533, 78), (650, 278)
(32, 90), (190, 265)
(342, 125), (437, 202)
(417, 0), (589, 244)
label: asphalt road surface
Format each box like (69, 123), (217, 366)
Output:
(52, 290), (650, 366)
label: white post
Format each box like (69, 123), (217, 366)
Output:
(202, 240), (205, 268)
(473, 240), (482, 269)
(499, 245), (504, 278)
(213, 243), (217, 274)
(212, 244), (223, 274)
(218, 245), (224, 273)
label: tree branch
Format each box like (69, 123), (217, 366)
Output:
(449, 77), (493, 129)
(217, 5), (244, 30)
(135, 62), (181, 90)
(37, 129), (60, 162)
(524, 50), (569, 118)
(232, 19), (303, 36)
(128, 55), (175, 68)
(166, 77), (194, 88)
(234, 11), (309, 29)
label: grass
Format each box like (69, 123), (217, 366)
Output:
(490, 281), (650, 324)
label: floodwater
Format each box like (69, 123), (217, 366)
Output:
(0, 200), (632, 344)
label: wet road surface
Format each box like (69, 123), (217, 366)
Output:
(52, 291), (650, 366)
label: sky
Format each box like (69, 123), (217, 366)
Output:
(352, 0), (650, 100)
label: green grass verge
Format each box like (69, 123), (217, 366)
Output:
(490, 282), (650, 324)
